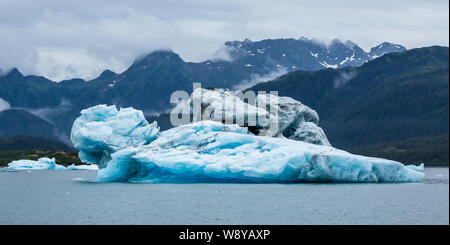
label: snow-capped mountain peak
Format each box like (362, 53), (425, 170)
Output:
(223, 38), (406, 72)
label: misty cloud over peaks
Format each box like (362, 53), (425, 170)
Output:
(0, 0), (448, 81)
(25, 98), (72, 122)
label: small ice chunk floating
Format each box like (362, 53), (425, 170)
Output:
(6, 158), (99, 170)
(70, 89), (424, 183)
(8, 158), (67, 170)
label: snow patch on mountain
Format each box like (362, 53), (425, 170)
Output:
(319, 61), (338, 69)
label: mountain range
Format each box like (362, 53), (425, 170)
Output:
(246, 46), (449, 165)
(1, 38), (448, 165)
(224, 38), (405, 72)
(0, 37), (405, 108)
(149, 46), (449, 165)
(248, 46), (449, 145)
(0, 37), (405, 139)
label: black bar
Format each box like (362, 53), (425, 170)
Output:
(1, 225), (448, 243)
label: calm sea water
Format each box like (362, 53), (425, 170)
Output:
(0, 168), (448, 225)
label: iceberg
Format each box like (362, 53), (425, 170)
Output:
(70, 104), (160, 166)
(406, 163), (425, 171)
(189, 88), (330, 145)
(257, 93), (330, 145)
(7, 158), (98, 171)
(190, 88), (274, 136)
(67, 164), (99, 170)
(8, 157), (67, 170)
(71, 105), (424, 183)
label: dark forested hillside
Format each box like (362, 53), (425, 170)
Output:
(0, 135), (71, 151)
(0, 109), (60, 139)
(348, 135), (448, 167)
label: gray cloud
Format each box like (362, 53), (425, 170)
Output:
(0, 97), (10, 112)
(0, 0), (448, 81)
(23, 99), (72, 122)
(333, 70), (358, 88)
(233, 67), (288, 91)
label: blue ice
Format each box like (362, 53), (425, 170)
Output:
(8, 158), (67, 170)
(71, 105), (424, 183)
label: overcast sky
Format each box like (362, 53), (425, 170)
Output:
(0, 0), (448, 81)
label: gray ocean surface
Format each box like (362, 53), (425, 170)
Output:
(0, 167), (448, 225)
